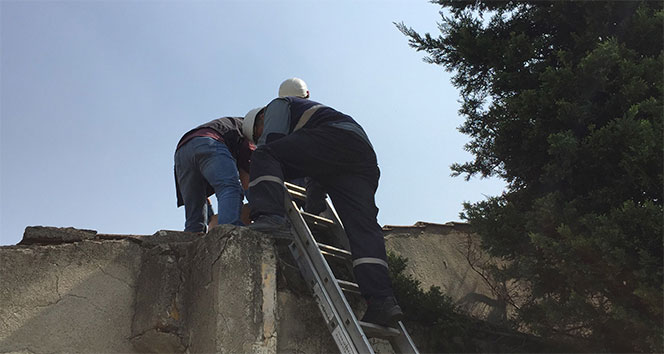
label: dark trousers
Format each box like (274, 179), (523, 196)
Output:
(248, 126), (394, 299)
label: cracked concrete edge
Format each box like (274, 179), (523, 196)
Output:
(130, 241), (190, 353)
(383, 221), (474, 238)
(183, 225), (257, 353)
(253, 238), (278, 354)
(19, 226), (98, 245)
(72, 242), (137, 289)
(4, 225), (207, 248)
(129, 224), (259, 353)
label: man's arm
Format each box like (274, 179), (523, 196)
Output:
(257, 98), (291, 146)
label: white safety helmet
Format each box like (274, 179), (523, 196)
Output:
(278, 77), (309, 98)
(243, 107), (264, 144)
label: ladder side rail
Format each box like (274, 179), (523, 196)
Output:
(318, 196), (355, 284)
(285, 198), (374, 354)
(286, 183), (354, 279)
(388, 321), (420, 354)
(288, 245), (361, 354)
(285, 181), (350, 251)
(320, 197), (352, 252)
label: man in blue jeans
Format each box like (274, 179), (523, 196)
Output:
(174, 117), (252, 232)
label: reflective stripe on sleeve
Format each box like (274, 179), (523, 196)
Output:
(352, 257), (388, 268)
(292, 105), (323, 132)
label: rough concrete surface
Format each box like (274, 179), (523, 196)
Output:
(21, 226), (98, 245)
(183, 225), (278, 354)
(0, 237), (142, 353)
(275, 289), (336, 353)
(1, 221), (509, 354)
(130, 241), (189, 353)
(1, 225), (336, 354)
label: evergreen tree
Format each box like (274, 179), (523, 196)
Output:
(397, 1), (662, 352)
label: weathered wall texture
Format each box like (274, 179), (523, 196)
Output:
(0, 225), (340, 354)
(0, 228), (142, 353)
(384, 222), (508, 323)
(1, 221), (506, 353)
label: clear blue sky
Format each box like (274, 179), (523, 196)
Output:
(0, 0), (505, 246)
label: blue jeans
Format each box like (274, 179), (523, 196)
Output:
(175, 137), (243, 231)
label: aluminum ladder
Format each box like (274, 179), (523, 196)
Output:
(283, 181), (419, 354)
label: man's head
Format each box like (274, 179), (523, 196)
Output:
(278, 77), (309, 98)
(242, 107), (265, 144)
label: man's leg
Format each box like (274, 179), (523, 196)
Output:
(196, 137), (243, 226)
(322, 172), (393, 299)
(322, 172), (403, 326)
(247, 144), (290, 220)
(304, 178), (327, 215)
(175, 140), (208, 232)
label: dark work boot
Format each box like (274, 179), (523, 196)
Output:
(248, 215), (294, 240)
(360, 296), (404, 327)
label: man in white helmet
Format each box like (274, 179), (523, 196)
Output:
(277, 77), (327, 213)
(241, 97), (403, 327)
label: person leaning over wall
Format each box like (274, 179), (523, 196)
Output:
(174, 116), (253, 232)
(205, 77), (310, 229)
(242, 97), (404, 327)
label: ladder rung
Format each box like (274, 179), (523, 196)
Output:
(301, 211), (335, 228)
(319, 250), (350, 264)
(337, 279), (361, 295)
(284, 181), (307, 194)
(317, 243), (352, 261)
(287, 188), (307, 200)
(359, 321), (401, 339)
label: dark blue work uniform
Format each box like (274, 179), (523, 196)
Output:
(248, 96), (394, 299)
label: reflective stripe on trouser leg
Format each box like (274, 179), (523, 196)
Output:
(324, 172), (395, 299)
(249, 175), (285, 188)
(352, 258), (392, 299)
(353, 257), (388, 268)
(247, 146), (288, 219)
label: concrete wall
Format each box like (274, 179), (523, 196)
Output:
(0, 229), (142, 353)
(1, 221), (509, 353)
(0, 225), (339, 354)
(384, 222), (509, 323)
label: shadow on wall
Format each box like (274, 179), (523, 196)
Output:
(383, 222), (515, 324)
(457, 292), (508, 324)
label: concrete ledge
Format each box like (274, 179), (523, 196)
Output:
(20, 226), (98, 245)
(2, 225), (401, 353)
